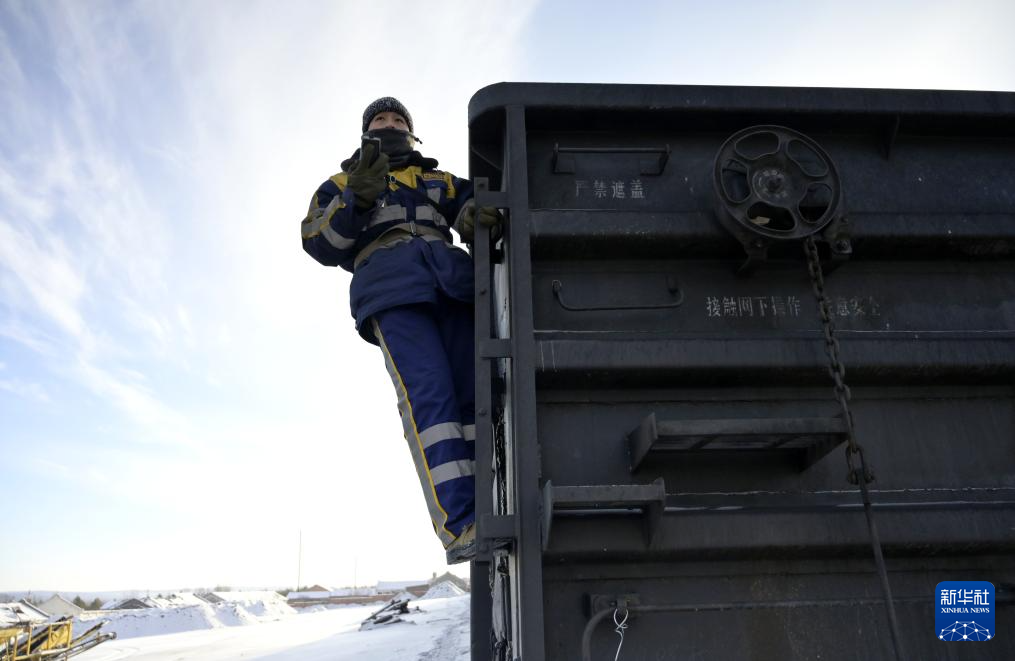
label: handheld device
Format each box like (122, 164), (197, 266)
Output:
(361, 137), (382, 166)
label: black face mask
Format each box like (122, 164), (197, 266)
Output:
(363, 127), (415, 158)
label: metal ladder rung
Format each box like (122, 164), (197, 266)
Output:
(628, 413), (848, 471)
(542, 478), (665, 550)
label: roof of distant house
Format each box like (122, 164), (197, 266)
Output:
(38, 594), (81, 609)
(144, 593), (209, 609)
(0, 601), (50, 625)
(207, 591), (287, 603)
(376, 580), (429, 591)
(101, 597), (150, 610)
(429, 572), (469, 589)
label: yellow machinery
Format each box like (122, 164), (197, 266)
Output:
(0, 618), (115, 660)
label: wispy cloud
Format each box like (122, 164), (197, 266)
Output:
(0, 214), (87, 341)
(72, 360), (192, 444)
(0, 377), (50, 403)
(0, 320), (58, 357)
(0, 1), (194, 439)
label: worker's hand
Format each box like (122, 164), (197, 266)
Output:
(346, 143), (390, 209)
(455, 202), (503, 242)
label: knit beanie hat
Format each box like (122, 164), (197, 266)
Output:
(362, 97), (413, 133)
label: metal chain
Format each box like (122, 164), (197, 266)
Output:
(802, 237), (871, 485)
(803, 236), (907, 661)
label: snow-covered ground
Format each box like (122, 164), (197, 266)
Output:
(74, 595), (470, 661)
(75, 593), (298, 640)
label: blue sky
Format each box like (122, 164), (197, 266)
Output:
(1, 0), (1013, 592)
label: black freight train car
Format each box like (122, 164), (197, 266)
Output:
(467, 83), (1015, 661)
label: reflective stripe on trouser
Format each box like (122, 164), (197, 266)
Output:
(372, 300), (476, 547)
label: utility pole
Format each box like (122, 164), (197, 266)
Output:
(296, 529), (302, 591)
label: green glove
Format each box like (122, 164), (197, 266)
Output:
(346, 143), (390, 209)
(455, 202), (503, 242)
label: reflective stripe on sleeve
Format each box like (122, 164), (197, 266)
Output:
(463, 424), (476, 442)
(322, 224), (356, 250)
(301, 208), (328, 240)
(302, 206), (357, 250)
(302, 194), (358, 249)
(430, 460), (475, 486)
(419, 422), (464, 450)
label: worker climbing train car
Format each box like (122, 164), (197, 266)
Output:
(466, 83), (1015, 660)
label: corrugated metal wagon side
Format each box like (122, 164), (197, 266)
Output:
(468, 83), (1015, 661)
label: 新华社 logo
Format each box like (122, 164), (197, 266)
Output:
(936, 581), (994, 641)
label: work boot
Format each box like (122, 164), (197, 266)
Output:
(445, 524), (476, 564)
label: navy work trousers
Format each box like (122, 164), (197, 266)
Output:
(372, 297), (476, 546)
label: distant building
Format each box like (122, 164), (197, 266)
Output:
(286, 578), (460, 608)
(144, 593), (209, 609)
(376, 579), (430, 597)
(287, 586), (382, 607)
(101, 598), (150, 610)
(207, 592), (284, 601)
(204, 591), (288, 606)
(0, 600), (50, 625)
(285, 589), (332, 603)
(429, 572), (470, 592)
(329, 586), (378, 597)
(405, 583), (431, 598)
(195, 592), (223, 604)
(37, 595), (83, 618)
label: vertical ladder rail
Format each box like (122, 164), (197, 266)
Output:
(501, 103), (547, 661)
(471, 176), (495, 661)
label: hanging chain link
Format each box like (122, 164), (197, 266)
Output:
(803, 236), (906, 661)
(803, 237), (873, 486)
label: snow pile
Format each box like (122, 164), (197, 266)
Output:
(212, 603), (260, 627)
(302, 604), (330, 613)
(75, 595), (295, 640)
(217, 594), (294, 620)
(420, 581), (466, 600)
(77, 603), (223, 639)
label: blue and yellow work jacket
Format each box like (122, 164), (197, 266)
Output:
(302, 162), (475, 344)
